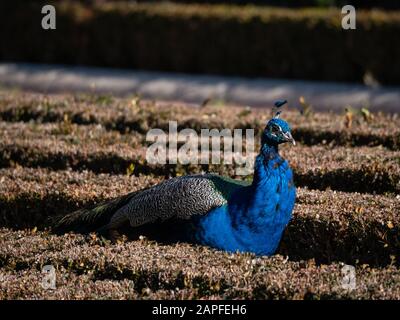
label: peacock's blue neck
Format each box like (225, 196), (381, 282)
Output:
(253, 143), (280, 185)
(196, 142), (296, 256)
(231, 143), (286, 227)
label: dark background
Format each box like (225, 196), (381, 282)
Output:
(1, 0), (399, 84)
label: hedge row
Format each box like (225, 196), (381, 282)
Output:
(0, 168), (398, 267)
(1, 1), (400, 83)
(1, 92), (399, 149)
(133, 0), (400, 10)
(1, 228), (399, 299)
(73, 0), (400, 10)
(1, 132), (399, 193)
(50, 0), (400, 10)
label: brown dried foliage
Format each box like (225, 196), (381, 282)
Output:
(0, 91), (399, 299)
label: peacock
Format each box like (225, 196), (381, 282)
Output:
(52, 100), (296, 256)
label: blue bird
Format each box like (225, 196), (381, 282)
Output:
(53, 108), (296, 256)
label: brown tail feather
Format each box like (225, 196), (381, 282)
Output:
(50, 191), (137, 234)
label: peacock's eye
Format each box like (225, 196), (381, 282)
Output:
(271, 125), (280, 134)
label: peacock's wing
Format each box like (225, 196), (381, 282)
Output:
(110, 174), (250, 228)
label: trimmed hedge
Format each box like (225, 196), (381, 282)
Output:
(142, 1), (400, 10)
(0, 88), (398, 299)
(1, 129), (399, 194)
(1, 229), (400, 299)
(1, 92), (399, 149)
(0, 168), (399, 267)
(50, 1), (400, 11)
(1, 1), (400, 84)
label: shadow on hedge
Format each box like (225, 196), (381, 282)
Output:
(0, 193), (398, 268)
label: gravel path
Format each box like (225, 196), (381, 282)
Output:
(1, 63), (399, 112)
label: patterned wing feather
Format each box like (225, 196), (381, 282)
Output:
(109, 174), (250, 228)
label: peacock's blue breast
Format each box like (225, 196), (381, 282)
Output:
(195, 155), (296, 256)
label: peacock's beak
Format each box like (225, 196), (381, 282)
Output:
(283, 132), (296, 145)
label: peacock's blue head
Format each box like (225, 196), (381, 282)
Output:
(262, 100), (295, 146)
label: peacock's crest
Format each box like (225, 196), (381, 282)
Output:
(272, 99), (288, 119)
